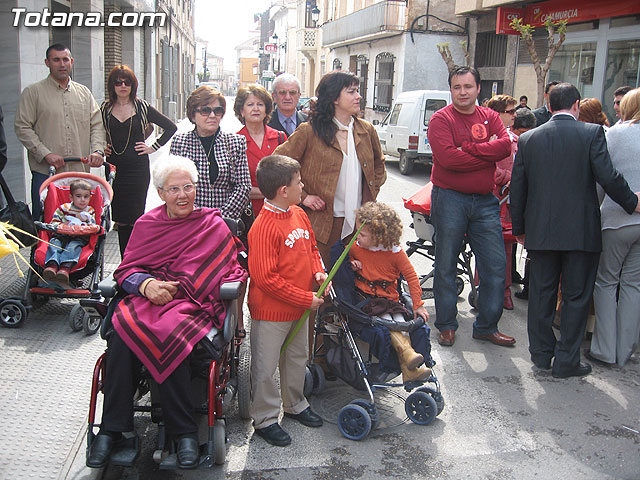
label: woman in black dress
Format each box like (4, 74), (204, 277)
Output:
(101, 65), (177, 256)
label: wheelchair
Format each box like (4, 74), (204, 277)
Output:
(83, 255), (250, 468)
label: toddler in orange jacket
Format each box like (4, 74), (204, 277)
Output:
(350, 202), (431, 383)
(247, 154), (328, 447)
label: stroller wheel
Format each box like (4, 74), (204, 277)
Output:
(417, 386), (445, 416)
(405, 391), (438, 425)
(309, 363), (326, 395)
(350, 399), (378, 430)
(83, 315), (102, 336)
(213, 419), (226, 465)
(68, 304), (86, 332)
(303, 365), (314, 398)
(337, 404), (372, 441)
(455, 277), (464, 296)
(0, 299), (27, 328)
(237, 348), (251, 420)
(468, 289), (478, 309)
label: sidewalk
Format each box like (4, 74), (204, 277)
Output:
(0, 232), (121, 480)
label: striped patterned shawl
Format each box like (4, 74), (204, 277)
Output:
(112, 205), (247, 384)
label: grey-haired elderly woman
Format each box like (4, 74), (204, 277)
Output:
(87, 155), (247, 470)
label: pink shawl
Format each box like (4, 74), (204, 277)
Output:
(112, 205), (247, 383)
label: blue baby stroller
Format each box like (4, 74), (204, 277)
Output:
(307, 242), (444, 441)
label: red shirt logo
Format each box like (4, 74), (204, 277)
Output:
(471, 123), (488, 141)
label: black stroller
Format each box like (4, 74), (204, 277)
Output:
(307, 242), (444, 441)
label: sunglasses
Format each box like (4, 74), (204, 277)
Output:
(276, 90), (300, 97)
(196, 106), (225, 116)
(502, 108), (517, 115)
(114, 79), (132, 87)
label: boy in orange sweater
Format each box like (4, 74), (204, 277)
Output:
(248, 154), (328, 447)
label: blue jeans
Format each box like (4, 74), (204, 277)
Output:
(45, 237), (83, 266)
(431, 186), (506, 335)
(31, 171), (49, 220)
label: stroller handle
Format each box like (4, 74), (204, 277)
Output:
(49, 157), (116, 178)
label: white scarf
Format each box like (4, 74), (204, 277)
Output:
(333, 116), (362, 239)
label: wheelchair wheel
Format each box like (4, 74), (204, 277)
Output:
(0, 299), (27, 328)
(337, 404), (372, 441)
(83, 315), (101, 336)
(350, 399), (378, 430)
(237, 348), (251, 420)
(418, 386), (445, 416)
(68, 304), (86, 332)
(405, 391), (438, 425)
(309, 363), (326, 395)
(213, 419), (226, 465)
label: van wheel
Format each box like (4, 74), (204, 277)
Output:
(399, 151), (414, 175)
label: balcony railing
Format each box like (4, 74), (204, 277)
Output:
(322, 0), (407, 47)
(297, 28), (317, 52)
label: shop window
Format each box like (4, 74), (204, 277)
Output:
(603, 39), (640, 124)
(548, 42), (597, 97)
(610, 15), (640, 28)
(373, 52), (395, 112)
(475, 32), (507, 68)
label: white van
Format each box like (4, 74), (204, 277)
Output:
(374, 90), (451, 175)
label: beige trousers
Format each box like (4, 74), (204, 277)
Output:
(250, 318), (309, 429)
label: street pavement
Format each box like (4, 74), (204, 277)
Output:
(1, 119), (639, 479)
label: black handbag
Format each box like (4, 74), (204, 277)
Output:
(0, 173), (38, 247)
(238, 203), (255, 249)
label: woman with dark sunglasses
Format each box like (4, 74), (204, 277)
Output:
(487, 94), (519, 310)
(170, 86), (251, 336)
(101, 65), (177, 257)
(170, 85), (251, 222)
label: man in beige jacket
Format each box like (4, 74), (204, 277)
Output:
(15, 43), (105, 219)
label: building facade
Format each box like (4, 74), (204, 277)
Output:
(0, 0), (195, 205)
(456, 0), (640, 123)
(293, 0), (468, 122)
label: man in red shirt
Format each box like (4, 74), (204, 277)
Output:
(427, 66), (516, 348)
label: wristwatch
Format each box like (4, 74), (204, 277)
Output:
(93, 150), (105, 157)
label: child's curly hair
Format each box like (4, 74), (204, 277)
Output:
(355, 202), (402, 250)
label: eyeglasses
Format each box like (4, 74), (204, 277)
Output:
(614, 100), (622, 106)
(502, 108), (517, 115)
(114, 79), (132, 87)
(196, 106), (225, 117)
(276, 90), (300, 97)
(162, 183), (196, 196)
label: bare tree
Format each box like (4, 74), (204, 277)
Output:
(436, 41), (471, 74)
(510, 18), (568, 108)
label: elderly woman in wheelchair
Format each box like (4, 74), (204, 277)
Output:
(86, 155), (247, 469)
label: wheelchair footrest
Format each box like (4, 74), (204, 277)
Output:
(109, 434), (140, 467)
(158, 444), (211, 470)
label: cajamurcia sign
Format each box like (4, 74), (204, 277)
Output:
(11, 7), (167, 27)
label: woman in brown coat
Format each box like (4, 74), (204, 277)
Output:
(274, 71), (386, 263)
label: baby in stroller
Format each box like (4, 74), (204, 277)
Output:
(42, 179), (96, 286)
(350, 202), (431, 383)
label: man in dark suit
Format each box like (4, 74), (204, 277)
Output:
(268, 73), (307, 135)
(532, 81), (560, 127)
(510, 83), (640, 378)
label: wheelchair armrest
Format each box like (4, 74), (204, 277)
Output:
(98, 275), (119, 298)
(220, 281), (242, 300)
